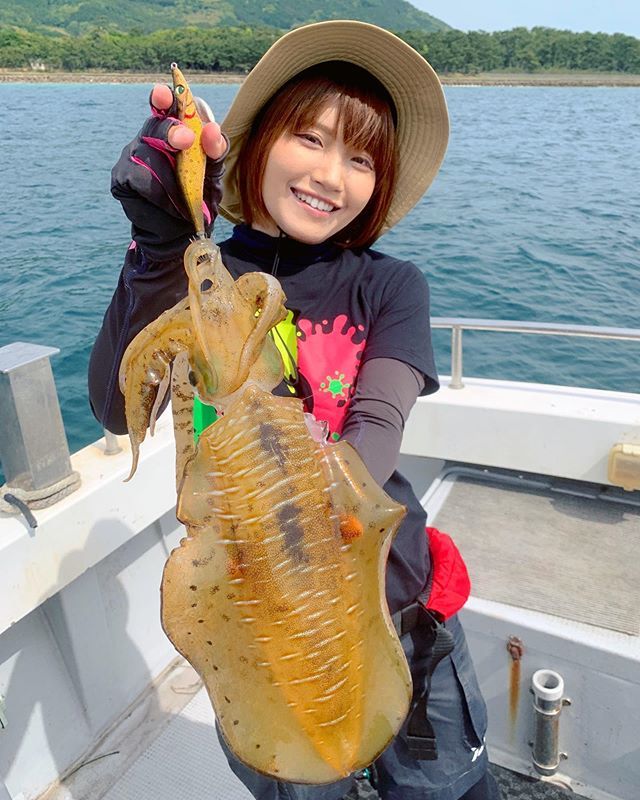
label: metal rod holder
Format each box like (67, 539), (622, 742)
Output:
(531, 669), (566, 775)
(0, 342), (73, 492)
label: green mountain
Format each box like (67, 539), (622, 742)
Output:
(0, 0), (451, 35)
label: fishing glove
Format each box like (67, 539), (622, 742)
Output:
(111, 93), (228, 260)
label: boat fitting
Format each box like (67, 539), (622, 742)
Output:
(608, 442), (640, 491)
(0, 342), (79, 520)
(104, 429), (123, 455)
(531, 669), (568, 775)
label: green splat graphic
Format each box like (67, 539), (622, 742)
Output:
(320, 372), (351, 399)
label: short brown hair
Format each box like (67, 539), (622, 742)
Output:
(237, 62), (397, 249)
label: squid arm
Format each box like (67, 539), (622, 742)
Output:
(119, 297), (192, 480)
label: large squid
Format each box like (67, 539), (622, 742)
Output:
(118, 65), (412, 783)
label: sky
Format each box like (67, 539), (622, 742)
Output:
(413, 1), (640, 39)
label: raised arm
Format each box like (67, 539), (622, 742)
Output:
(88, 84), (228, 434)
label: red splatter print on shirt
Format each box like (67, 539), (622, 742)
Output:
(297, 314), (366, 437)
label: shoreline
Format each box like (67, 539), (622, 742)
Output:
(442, 71), (640, 87)
(2, 68), (640, 87)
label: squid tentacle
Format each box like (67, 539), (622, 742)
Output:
(119, 298), (193, 480)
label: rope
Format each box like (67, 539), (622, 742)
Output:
(0, 471), (82, 527)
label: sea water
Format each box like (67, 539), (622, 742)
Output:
(1, 83), (639, 458)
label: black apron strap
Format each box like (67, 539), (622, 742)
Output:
(392, 602), (455, 760)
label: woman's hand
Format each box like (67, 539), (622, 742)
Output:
(149, 84), (227, 160)
(111, 84), (228, 259)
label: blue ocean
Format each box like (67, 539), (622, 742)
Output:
(1, 83), (639, 460)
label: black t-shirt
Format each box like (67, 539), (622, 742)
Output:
(89, 222), (439, 615)
(221, 225), (439, 613)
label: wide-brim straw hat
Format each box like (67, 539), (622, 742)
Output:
(220, 20), (449, 234)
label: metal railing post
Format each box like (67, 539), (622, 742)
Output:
(429, 318), (640, 391)
(449, 326), (464, 389)
(103, 429), (122, 456)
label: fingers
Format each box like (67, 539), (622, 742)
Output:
(150, 83), (174, 113)
(148, 84), (225, 158)
(168, 125), (196, 150)
(148, 83), (193, 150)
(195, 96), (226, 160)
(201, 122), (227, 160)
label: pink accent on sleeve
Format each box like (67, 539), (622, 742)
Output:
(150, 105), (181, 123)
(141, 136), (178, 165)
(131, 154), (163, 183)
(202, 201), (212, 225)
(130, 155), (183, 216)
(128, 240), (137, 250)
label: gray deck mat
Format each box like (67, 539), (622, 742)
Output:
(431, 473), (640, 635)
(101, 688), (254, 800)
(99, 685), (577, 800)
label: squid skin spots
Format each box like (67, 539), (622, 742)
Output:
(259, 421), (289, 466)
(340, 514), (364, 542)
(226, 557), (245, 579)
(277, 504), (308, 563)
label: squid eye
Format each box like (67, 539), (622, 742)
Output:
(188, 370), (197, 387)
(200, 279), (213, 292)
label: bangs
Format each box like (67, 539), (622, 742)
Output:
(339, 93), (390, 162)
(275, 67), (396, 176)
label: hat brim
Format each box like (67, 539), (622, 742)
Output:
(220, 20), (449, 234)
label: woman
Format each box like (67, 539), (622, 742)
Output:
(89, 19), (499, 800)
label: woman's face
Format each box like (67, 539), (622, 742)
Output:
(255, 101), (376, 244)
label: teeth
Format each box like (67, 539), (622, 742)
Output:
(294, 190), (335, 212)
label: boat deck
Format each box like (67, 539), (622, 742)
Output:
(347, 765), (584, 799)
(100, 688), (252, 800)
(36, 461), (638, 800)
(427, 466), (640, 636)
(50, 678), (583, 800)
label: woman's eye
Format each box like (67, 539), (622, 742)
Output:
(296, 133), (322, 145)
(353, 155), (374, 170)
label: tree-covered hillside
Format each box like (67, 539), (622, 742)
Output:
(0, 0), (451, 35)
(2, 25), (639, 74)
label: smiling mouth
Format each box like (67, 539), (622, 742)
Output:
(291, 189), (338, 213)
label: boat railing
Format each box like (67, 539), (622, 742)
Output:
(431, 318), (640, 389)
